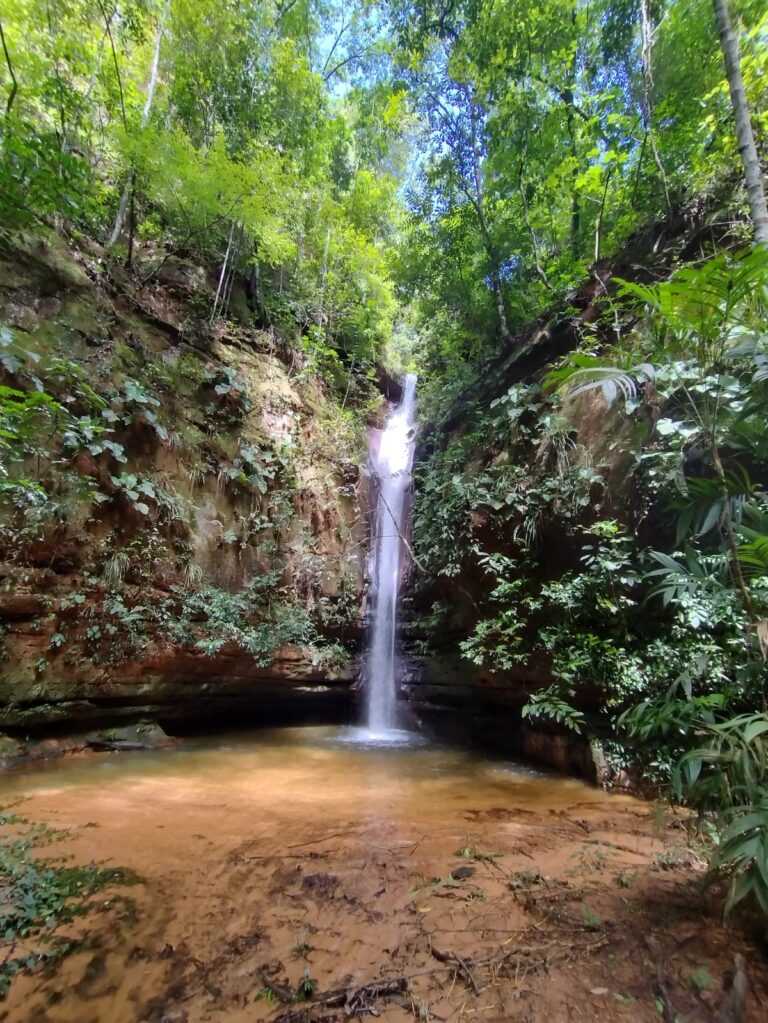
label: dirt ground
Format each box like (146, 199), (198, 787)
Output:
(1, 738), (766, 1023)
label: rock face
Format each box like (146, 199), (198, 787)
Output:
(401, 651), (604, 781)
(0, 634), (357, 729)
(402, 242), (678, 781)
(0, 236), (375, 731)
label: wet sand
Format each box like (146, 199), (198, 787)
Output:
(1, 726), (766, 1022)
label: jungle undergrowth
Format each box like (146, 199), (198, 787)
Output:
(0, 808), (140, 999)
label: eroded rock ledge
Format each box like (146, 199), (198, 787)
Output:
(0, 235), (373, 732)
(0, 640), (356, 731)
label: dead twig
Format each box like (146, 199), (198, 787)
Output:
(273, 977), (408, 1022)
(260, 971), (294, 1004)
(285, 830), (361, 849)
(274, 935), (610, 1023)
(429, 944), (480, 996)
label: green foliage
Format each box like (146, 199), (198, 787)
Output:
(76, 560), (346, 671)
(523, 688), (586, 733)
(109, 472), (189, 523)
(0, 327), (116, 548)
(413, 391), (602, 588)
(297, 967), (317, 1001)
(2, 0), (767, 932)
(0, 812), (138, 999)
(0, 0), (404, 366)
(165, 575), (318, 666)
(459, 552), (527, 670)
(712, 800), (768, 918)
(0, 330), (63, 462)
(390, 0), (768, 389)
(217, 444), (289, 495)
(413, 246), (768, 925)
(553, 249), (768, 918)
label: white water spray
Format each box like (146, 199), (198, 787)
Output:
(364, 373), (417, 735)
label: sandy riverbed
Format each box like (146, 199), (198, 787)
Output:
(1, 726), (765, 1022)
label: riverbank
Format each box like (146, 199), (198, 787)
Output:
(1, 727), (765, 1022)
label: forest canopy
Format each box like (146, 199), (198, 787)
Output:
(1, 0), (766, 381)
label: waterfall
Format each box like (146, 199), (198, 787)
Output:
(364, 373), (417, 735)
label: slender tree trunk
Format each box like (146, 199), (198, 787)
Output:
(108, 0), (169, 249)
(454, 255), (477, 325)
(565, 6), (581, 260)
(518, 146), (552, 289)
(63, 28), (108, 154)
(712, 0), (768, 244)
(0, 19), (18, 118)
(107, 186), (132, 249)
(211, 221), (235, 323)
(222, 222), (244, 317)
(318, 226), (331, 327)
(639, 0), (672, 212)
(564, 86), (580, 261)
(489, 261), (511, 344)
(468, 116), (511, 345)
(126, 170), (136, 267)
(474, 190), (510, 343)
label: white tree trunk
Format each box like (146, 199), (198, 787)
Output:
(712, 0), (768, 244)
(107, 0), (169, 248)
(210, 221), (235, 323)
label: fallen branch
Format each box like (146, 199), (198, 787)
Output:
(272, 935), (609, 1022)
(260, 971), (295, 1004)
(273, 977), (408, 1022)
(429, 944), (479, 996)
(284, 830), (361, 849)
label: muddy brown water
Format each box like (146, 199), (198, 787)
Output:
(2, 726), (766, 1022)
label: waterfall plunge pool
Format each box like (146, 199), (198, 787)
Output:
(3, 724), (751, 1023)
(3, 723), (557, 797)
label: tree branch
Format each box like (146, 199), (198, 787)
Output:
(323, 45), (375, 83)
(518, 152), (552, 291)
(0, 18), (18, 117)
(273, 0), (302, 21)
(321, 15), (350, 78)
(96, 0), (127, 130)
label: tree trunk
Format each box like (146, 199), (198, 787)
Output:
(565, 7), (581, 260)
(639, 0), (671, 212)
(475, 196), (511, 344)
(126, 169), (136, 268)
(1, 19), (19, 118)
(62, 28), (108, 154)
(211, 221), (235, 324)
(489, 262), (511, 345)
(712, 0), (768, 244)
(107, 0), (169, 248)
(517, 139), (551, 288)
(221, 222), (244, 317)
(565, 92), (581, 262)
(318, 226), (331, 328)
(468, 111), (512, 345)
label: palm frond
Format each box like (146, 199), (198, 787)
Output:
(552, 357), (655, 408)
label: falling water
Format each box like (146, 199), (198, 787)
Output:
(364, 373), (418, 735)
